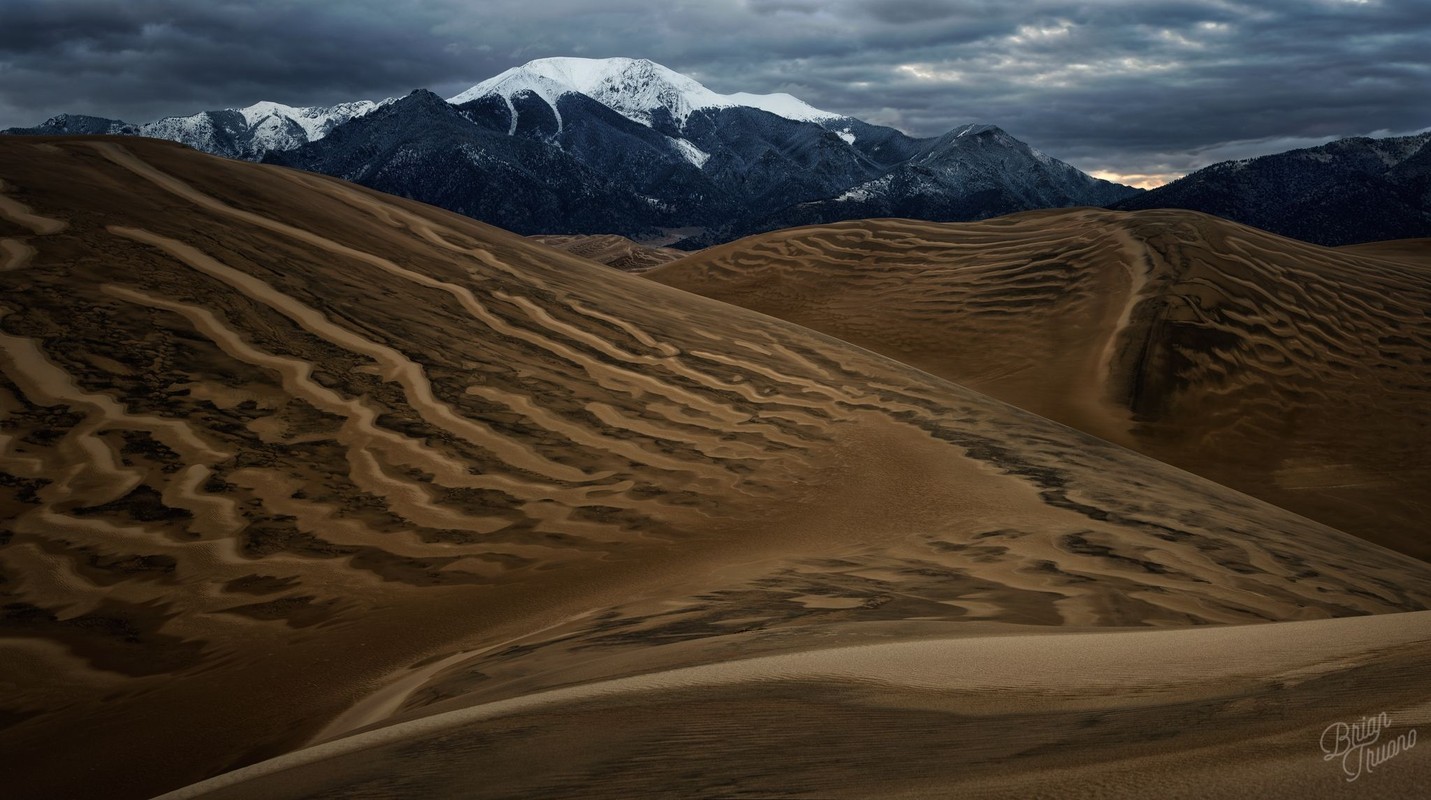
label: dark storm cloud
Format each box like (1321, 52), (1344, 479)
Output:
(0, 0), (492, 126)
(2, 0), (1428, 184)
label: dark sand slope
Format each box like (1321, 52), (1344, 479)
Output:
(527, 233), (690, 272)
(650, 211), (1431, 559)
(0, 139), (1428, 799)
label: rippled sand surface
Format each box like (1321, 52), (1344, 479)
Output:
(1, 139), (1428, 799)
(650, 212), (1431, 558)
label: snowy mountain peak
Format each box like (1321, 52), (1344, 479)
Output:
(235, 99), (386, 142)
(449, 56), (840, 128)
(112, 98), (390, 161)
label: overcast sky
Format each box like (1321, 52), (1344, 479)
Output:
(2, 0), (1428, 186)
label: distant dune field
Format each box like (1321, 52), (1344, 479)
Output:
(649, 212), (1431, 560)
(1, 139), (1428, 799)
(527, 233), (690, 272)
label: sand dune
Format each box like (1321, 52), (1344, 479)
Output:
(162, 611), (1431, 799)
(528, 233), (690, 272)
(2, 139), (1429, 799)
(1339, 237), (1431, 265)
(649, 211), (1431, 559)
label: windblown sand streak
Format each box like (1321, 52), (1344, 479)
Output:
(0, 138), (1428, 800)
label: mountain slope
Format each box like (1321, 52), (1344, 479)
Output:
(436, 58), (1139, 244)
(4, 137), (1430, 799)
(446, 65), (918, 241)
(139, 100), (385, 160)
(297, 62), (1138, 247)
(266, 90), (668, 235)
(1114, 131), (1431, 245)
(648, 210), (1431, 559)
(6, 101), (384, 161)
(5, 58), (1140, 245)
(760, 123), (1137, 235)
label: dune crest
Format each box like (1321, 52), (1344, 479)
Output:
(527, 233), (691, 272)
(161, 611), (1431, 800)
(649, 211), (1431, 558)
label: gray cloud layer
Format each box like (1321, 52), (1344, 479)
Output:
(2, 0), (1428, 184)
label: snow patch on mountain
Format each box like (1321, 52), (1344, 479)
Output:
(835, 176), (889, 202)
(450, 57), (840, 128)
(670, 138), (711, 168)
(499, 94), (518, 135)
(477, 72), (570, 133)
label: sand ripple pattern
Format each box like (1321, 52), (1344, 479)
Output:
(2, 139), (1430, 800)
(651, 210), (1431, 558)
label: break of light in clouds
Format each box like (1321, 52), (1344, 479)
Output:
(1, 0), (1427, 184)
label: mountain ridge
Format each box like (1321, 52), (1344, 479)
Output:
(1113, 130), (1431, 245)
(4, 57), (1139, 246)
(7, 99), (386, 161)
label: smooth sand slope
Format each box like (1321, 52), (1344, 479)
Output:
(1339, 237), (1431, 265)
(528, 233), (690, 272)
(649, 212), (1431, 559)
(161, 611), (1431, 800)
(1, 139), (1429, 799)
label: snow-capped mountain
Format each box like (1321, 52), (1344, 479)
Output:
(1114, 130), (1431, 245)
(140, 100), (387, 159)
(6, 99), (387, 160)
(5, 57), (1141, 246)
(449, 57), (841, 129)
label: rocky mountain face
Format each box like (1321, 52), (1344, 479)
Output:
(5, 57), (1140, 246)
(262, 90), (665, 236)
(1114, 131), (1431, 245)
(764, 123), (1138, 238)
